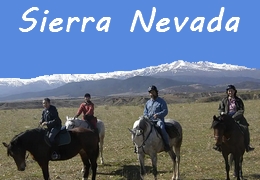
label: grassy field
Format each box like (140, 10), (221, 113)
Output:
(0, 100), (260, 180)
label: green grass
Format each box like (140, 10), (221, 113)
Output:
(1, 100), (260, 180)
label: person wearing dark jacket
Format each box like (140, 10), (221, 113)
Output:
(40, 98), (62, 160)
(215, 85), (254, 152)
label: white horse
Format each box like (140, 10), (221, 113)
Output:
(129, 116), (183, 180)
(65, 116), (105, 165)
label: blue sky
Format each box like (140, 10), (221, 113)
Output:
(0, 1), (259, 79)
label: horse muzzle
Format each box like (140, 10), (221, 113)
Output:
(18, 163), (26, 171)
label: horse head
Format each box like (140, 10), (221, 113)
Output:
(65, 116), (93, 130)
(2, 133), (27, 171)
(129, 116), (152, 146)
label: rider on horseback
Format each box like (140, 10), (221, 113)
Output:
(40, 98), (62, 160)
(143, 85), (171, 152)
(74, 93), (98, 134)
(214, 84), (255, 152)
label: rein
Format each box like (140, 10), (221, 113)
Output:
(135, 120), (154, 153)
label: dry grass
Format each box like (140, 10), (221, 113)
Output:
(0, 100), (260, 180)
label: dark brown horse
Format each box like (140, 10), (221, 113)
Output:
(211, 114), (245, 180)
(2, 127), (99, 180)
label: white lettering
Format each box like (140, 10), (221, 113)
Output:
(40, 10), (49, 32)
(207, 7), (224, 32)
(130, 7), (156, 32)
(19, 7), (39, 32)
(49, 18), (63, 32)
(156, 18), (170, 32)
(190, 17), (205, 32)
(225, 17), (240, 32)
(174, 17), (189, 32)
(96, 17), (111, 32)
(81, 17), (95, 32)
(66, 17), (80, 32)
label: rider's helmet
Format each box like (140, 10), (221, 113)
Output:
(84, 93), (91, 98)
(226, 85), (237, 95)
(148, 85), (158, 93)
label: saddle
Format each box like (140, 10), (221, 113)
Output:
(44, 126), (71, 147)
(152, 121), (180, 139)
(83, 115), (97, 129)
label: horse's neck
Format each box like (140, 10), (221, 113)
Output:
(225, 119), (237, 131)
(18, 129), (45, 152)
(141, 120), (154, 139)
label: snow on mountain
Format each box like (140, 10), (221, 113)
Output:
(0, 60), (255, 87)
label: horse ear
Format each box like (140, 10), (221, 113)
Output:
(2, 142), (8, 148)
(128, 128), (134, 134)
(66, 116), (69, 120)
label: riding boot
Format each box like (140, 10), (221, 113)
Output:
(164, 143), (171, 152)
(50, 141), (61, 160)
(244, 127), (254, 152)
(161, 129), (171, 152)
(94, 128), (100, 142)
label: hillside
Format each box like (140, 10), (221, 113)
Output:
(1, 90), (260, 110)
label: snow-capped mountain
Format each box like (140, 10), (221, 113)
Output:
(0, 60), (255, 87)
(0, 60), (259, 98)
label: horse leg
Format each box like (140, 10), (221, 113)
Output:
(150, 153), (158, 180)
(233, 155), (241, 180)
(38, 161), (50, 180)
(89, 157), (98, 180)
(170, 146), (181, 180)
(222, 153), (230, 180)
(138, 153), (146, 180)
(229, 153), (236, 177)
(99, 134), (105, 165)
(79, 151), (91, 180)
(238, 156), (244, 180)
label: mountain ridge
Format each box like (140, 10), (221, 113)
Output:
(1, 60), (260, 101)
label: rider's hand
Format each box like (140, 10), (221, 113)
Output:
(41, 122), (47, 126)
(153, 114), (158, 119)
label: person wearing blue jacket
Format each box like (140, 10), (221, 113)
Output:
(144, 85), (170, 152)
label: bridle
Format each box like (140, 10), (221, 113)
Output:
(133, 120), (153, 153)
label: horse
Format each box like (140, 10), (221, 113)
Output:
(128, 116), (183, 180)
(65, 116), (105, 165)
(2, 127), (99, 180)
(211, 114), (245, 180)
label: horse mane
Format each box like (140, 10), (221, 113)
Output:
(138, 116), (150, 131)
(10, 128), (46, 144)
(211, 114), (237, 130)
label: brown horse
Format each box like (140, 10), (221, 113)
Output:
(211, 114), (245, 180)
(2, 127), (99, 180)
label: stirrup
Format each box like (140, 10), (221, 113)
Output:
(51, 151), (60, 160)
(246, 146), (254, 152)
(213, 145), (222, 152)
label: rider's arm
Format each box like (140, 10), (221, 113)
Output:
(143, 101), (149, 117)
(232, 98), (245, 121)
(155, 98), (168, 118)
(75, 104), (84, 118)
(46, 106), (60, 128)
(218, 98), (226, 115)
(85, 103), (94, 115)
